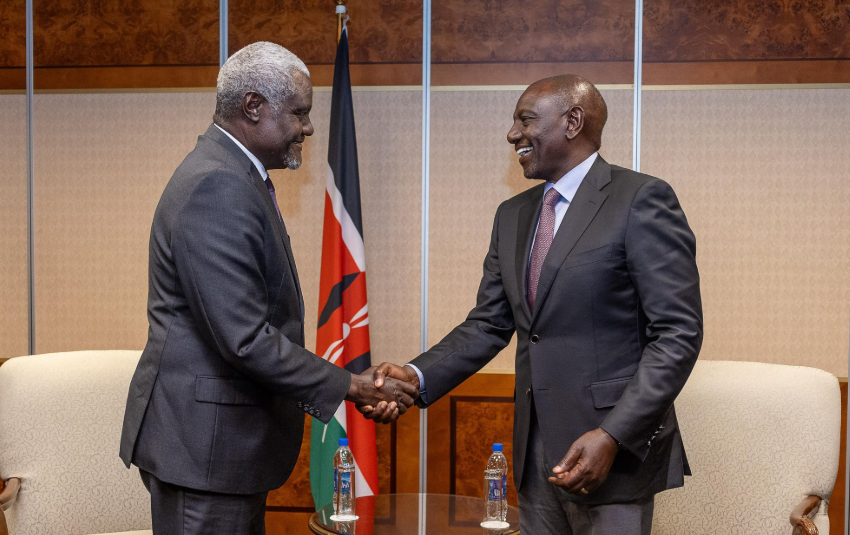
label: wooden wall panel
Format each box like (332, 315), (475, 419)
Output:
(3, 0), (850, 88)
(0, 0), (25, 67)
(431, 0), (634, 64)
(426, 374), (518, 505)
(228, 0), (422, 65)
(643, 0), (850, 63)
(30, 0), (218, 67)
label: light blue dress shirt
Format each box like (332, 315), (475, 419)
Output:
(407, 152), (600, 402)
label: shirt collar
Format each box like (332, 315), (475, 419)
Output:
(543, 152), (599, 202)
(214, 124), (269, 180)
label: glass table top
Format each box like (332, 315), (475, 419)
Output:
(309, 493), (520, 535)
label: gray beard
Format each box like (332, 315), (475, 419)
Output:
(283, 151), (301, 170)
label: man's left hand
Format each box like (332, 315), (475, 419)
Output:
(548, 428), (619, 495)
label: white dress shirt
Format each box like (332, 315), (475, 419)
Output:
(408, 152), (600, 402)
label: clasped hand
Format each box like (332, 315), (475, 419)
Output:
(346, 363), (420, 424)
(346, 363), (421, 424)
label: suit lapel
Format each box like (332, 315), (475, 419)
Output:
(202, 124), (306, 324)
(532, 157), (611, 319)
(515, 185), (544, 320)
(247, 169), (306, 323)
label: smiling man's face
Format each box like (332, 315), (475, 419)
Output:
(506, 85), (572, 182)
(254, 71), (314, 171)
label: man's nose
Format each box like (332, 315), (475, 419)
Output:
(506, 123), (521, 144)
(303, 117), (314, 137)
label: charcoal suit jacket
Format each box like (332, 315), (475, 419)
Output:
(410, 155), (703, 504)
(119, 124), (351, 494)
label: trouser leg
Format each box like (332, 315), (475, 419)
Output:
(564, 496), (654, 535)
(140, 469), (268, 535)
(517, 408), (573, 535)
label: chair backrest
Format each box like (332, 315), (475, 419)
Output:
(653, 360), (840, 534)
(0, 351), (151, 535)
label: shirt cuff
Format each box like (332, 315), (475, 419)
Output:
(404, 363), (428, 405)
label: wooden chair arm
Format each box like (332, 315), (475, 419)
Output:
(0, 478), (20, 512)
(790, 495), (821, 535)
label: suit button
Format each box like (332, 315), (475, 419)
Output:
(525, 388), (531, 395)
(530, 335), (539, 344)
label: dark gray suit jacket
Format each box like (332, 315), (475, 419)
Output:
(120, 124), (351, 494)
(410, 156), (703, 504)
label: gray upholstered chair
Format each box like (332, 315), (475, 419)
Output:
(653, 360), (841, 534)
(0, 351), (152, 535)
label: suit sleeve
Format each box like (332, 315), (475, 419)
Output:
(171, 172), (350, 424)
(599, 178), (703, 460)
(409, 205), (516, 405)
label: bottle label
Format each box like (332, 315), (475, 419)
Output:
(339, 471), (352, 495)
(502, 475), (507, 497)
(488, 479), (502, 501)
(334, 468), (338, 493)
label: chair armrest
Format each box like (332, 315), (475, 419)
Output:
(790, 495), (820, 535)
(0, 478), (20, 512)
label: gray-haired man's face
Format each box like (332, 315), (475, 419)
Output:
(254, 71), (314, 171)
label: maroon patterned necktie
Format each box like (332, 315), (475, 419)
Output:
(527, 188), (561, 310)
(265, 176), (282, 221)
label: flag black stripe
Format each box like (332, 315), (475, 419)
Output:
(327, 29), (364, 237)
(316, 272), (361, 329)
(344, 351), (372, 375)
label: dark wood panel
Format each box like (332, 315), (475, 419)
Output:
(643, 0), (850, 63)
(3, 0), (850, 88)
(432, 61), (634, 85)
(644, 59), (850, 85)
(431, 0), (634, 64)
(426, 374), (516, 502)
(451, 396), (515, 504)
(31, 0), (218, 67)
(0, 0), (25, 68)
(228, 0), (422, 65)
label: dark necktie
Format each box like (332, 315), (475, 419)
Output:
(265, 176), (282, 221)
(527, 188), (561, 310)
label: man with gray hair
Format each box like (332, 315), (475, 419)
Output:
(120, 42), (416, 535)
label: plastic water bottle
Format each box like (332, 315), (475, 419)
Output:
(483, 468), (504, 525)
(486, 443), (508, 522)
(333, 438), (356, 519)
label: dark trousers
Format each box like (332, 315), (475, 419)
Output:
(518, 410), (654, 535)
(140, 470), (268, 535)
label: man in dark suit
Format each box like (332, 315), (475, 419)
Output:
(369, 75), (703, 534)
(119, 42), (416, 535)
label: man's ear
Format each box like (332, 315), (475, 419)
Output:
(241, 91), (264, 124)
(565, 105), (585, 140)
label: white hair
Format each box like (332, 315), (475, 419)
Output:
(213, 42), (310, 123)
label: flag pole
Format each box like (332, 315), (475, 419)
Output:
(336, 0), (347, 43)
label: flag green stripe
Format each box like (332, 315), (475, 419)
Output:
(310, 417), (346, 511)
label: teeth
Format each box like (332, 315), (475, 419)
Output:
(517, 146), (532, 156)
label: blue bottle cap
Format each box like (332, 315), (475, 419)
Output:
(493, 443), (503, 452)
(339, 438), (349, 446)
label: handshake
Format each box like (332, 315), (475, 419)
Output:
(344, 363), (420, 424)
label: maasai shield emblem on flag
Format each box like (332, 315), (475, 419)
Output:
(309, 26), (378, 511)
